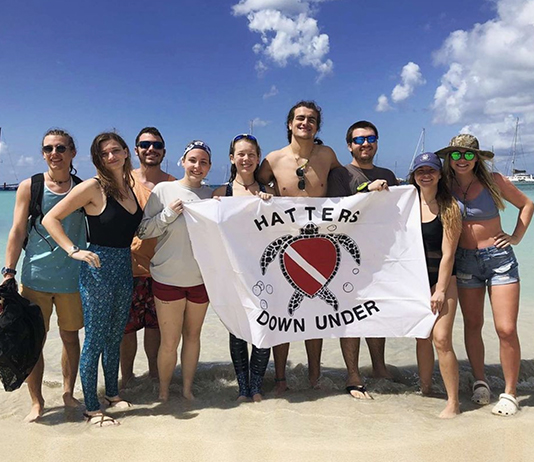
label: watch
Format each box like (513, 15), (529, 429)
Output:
(67, 245), (80, 257)
(1, 267), (17, 276)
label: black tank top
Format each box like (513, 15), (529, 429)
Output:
(422, 216), (443, 288)
(225, 181), (266, 197)
(87, 192), (143, 248)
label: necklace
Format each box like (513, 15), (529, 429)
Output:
(47, 172), (70, 185)
(454, 176), (476, 218)
(235, 179), (256, 190)
(422, 199), (437, 206)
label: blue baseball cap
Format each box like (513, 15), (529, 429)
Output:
(411, 152), (442, 172)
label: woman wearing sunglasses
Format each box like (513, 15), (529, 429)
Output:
(213, 134), (274, 402)
(43, 132), (142, 426)
(137, 141), (212, 402)
(438, 134), (533, 416)
(409, 152), (462, 418)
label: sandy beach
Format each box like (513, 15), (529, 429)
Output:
(1, 304), (534, 462)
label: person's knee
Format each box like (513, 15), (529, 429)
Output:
(495, 323), (518, 343)
(463, 315), (484, 332)
(60, 329), (80, 347)
(433, 334), (453, 353)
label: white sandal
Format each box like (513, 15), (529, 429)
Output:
(471, 380), (491, 405)
(491, 393), (519, 416)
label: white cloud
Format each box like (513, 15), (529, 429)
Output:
(431, 0), (534, 153)
(376, 94), (392, 112)
(391, 62), (426, 103)
(263, 84), (279, 99)
(16, 156), (39, 168)
(0, 140), (7, 157)
(252, 117), (270, 128)
(255, 60), (268, 77)
(232, 0), (333, 81)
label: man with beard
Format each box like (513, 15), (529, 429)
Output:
(120, 127), (175, 387)
(258, 101), (341, 394)
(327, 120), (398, 399)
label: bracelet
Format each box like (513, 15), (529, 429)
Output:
(356, 181), (370, 193)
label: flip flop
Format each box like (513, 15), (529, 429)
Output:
(471, 380), (491, 405)
(346, 385), (373, 400)
(104, 397), (133, 409)
(83, 412), (120, 427)
(491, 393), (519, 417)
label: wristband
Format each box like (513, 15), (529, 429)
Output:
(356, 181), (370, 192)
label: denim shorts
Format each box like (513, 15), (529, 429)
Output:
(455, 246), (519, 289)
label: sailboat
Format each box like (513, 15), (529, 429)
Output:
(506, 118), (534, 184)
(0, 127), (19, 191)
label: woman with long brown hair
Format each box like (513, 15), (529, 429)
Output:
(409, 152), (462, 418)
(439, 134), (533, 416)
(43, 132), (142, 426)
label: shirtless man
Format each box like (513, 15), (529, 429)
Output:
(120, 127), (175, 387)
(258, 100), (341, 393)
(328, 120), (397, 399)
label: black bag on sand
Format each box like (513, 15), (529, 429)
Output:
(0, 278), (46, 392)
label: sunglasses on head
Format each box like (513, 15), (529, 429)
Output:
(450, 151), (476, 161)
(42, 144), (67, 154)
(295, 159), (309, 190)
(232, 134), (257, 145)
(137, 141), (164, 150)
(352, 135), (378, 145)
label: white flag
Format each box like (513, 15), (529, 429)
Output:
(183, 186), (436, 348)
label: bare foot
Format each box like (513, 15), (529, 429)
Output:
(63, 393), (82, 408)
(183, 390), (195, 401)
(274, 378), (288, 396)
(120, 374), (134, 390)
(420, 383), (433, 396)
(309, 372), (321, 389)
(439, 402), (460, 419)
(237, 395), (249, 403)
(372, 367), (394, 380)
(24, 401), (44, 423)
(158, 390), (169, 402)
(252, 393), (263, 403)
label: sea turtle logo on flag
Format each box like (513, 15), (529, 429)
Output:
(260, 223), (360, 316)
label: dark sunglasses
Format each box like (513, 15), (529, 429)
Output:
(352, 135), (378, 145)
(296, 159), (309, 191)
(137, 141), (164, 150)
(232, 134), (257, 145)
(42, 144), (67, 154)
(450, 151), (476, 161)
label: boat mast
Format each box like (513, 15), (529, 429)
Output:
(408, 128), (425, 173)
(511, 117), (519, 174)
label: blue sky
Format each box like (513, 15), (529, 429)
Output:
(1, 0), (533, 185)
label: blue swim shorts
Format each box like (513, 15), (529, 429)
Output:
(455, 245), (519, 289)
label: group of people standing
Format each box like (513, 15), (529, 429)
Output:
(2, 100), (532, 426)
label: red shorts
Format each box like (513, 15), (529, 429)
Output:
(152, 280), (209, 304)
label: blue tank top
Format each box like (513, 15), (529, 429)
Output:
(22, 179), (87, 293)
(455, 187), (499, 221)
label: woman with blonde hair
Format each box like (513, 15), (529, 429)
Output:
(409, 152), (462, 418)
(43, 132), (142, 426)
(438, 134), (533, 416)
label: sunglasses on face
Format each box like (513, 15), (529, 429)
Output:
(137, 141), (164, 150)
(450, 151), (476, 161)
(352, 135), (378, 145)
(42, 144), (68, 154)
(296, 159), (309, 191)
